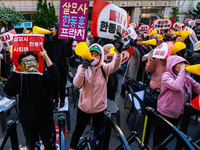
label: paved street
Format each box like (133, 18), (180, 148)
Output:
(0, 73), (200, 150)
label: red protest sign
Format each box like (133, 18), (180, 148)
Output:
(91, 0), (131, 39)
(130, 23), (137, 28)
(12, 34), (44, 75)
(153, 19), (175, 30)
(104, 46), (133, 64)
(137, 25), (150, 33)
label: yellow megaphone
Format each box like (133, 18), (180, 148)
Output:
(185, 64), (200, 76)
(109, 47), (116, 54)
(75, 42), (93, 61)
(157, 35), (163, 41)
(141, 39), (156, 45)
(33, 26), (52, 34)
(181, 30), (190, 42)
(171, 42), (186, 54)
(10, 46), (13, 54)
(149, 29), (157, 37)
(164, 15), (168, 19)
(173, 31), (182, 36)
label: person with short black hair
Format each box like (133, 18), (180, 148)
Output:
(44, 23), (73, 108)
(163, 29), (172, 42)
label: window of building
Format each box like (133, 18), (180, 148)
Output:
(140, 7), (163, 25)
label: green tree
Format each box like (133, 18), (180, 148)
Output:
(170, 0), (185, 22)
(33, 0), (58, 29)
(189, 2), (200, 19)
(0, 3), (25, 30)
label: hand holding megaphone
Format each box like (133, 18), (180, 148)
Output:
(82, 58), (93, 69)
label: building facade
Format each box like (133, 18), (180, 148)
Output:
(0, 0), (199, 30)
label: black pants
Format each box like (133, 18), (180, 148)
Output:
(22, 119), (56, 150)
(153, 112), (182, 148)
(52, 70), (67, 104)
(107, 85), (116, 101)
(70, 108), (105, 148)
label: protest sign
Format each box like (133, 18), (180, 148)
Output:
(196, 19), (200, 24)
(137, 25), (150, 33)
(130, 23), (137, 28)
(183, 19), (194, 24)
(122, 26), (138, 48)
(72, 40), (80, 51)
(91, 0), (131, 39)
(142, 41), (174, 61)
(58, 0), (89, 41)
(0, 32), (14, 48)
(104, 46), (133, 64)
(12, 34), (44, 75)
(153, 19), (175, 30)
(172, 22), (182, 32)
(183, 27), (198, 44)
(189, 20), (196, 26)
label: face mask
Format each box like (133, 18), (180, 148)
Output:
(91, 57), (100, 66)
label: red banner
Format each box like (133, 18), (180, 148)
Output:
(12, 34), (44, 75)
(104, 46), (133, 64)
(91, 0), (131, 39)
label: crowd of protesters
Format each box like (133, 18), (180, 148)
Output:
(0, 20), (200, 150)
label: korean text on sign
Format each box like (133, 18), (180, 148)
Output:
(58, 0), (89, 41)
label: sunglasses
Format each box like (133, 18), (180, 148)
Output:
(50, 27), (56, 31)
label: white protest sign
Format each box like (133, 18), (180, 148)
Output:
(122, 26), (138, 48)
(91, 0), (131, 39)
(184, 27), (198, 44)
(137, 25), (150, 33)
(189, 20), (196, 26)
(142, 41), (174, 61)
(195, 19), (200, 24)
(172, 22), (182, 32)
(0, 32), (13, 48)
(154, 19), (175, 30)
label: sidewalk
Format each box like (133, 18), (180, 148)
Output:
(0, 73), (200, 149)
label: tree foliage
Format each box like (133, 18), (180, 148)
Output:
(170, 6), (179, 22)
(0, 3), (25, 26)
(170, 0), (185, 22)
(189, 2), (200, 19)
(33, 0), (58, 29)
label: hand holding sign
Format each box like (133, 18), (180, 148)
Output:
(39, 44), (52, 67)
(113, 32), (124, 53)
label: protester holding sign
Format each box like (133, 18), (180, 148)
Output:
(69, 38), (122, 149)
(145, 54), (166, 97)
(153, 55), (200, 148)
(3, 45), (59, 150)
(44, 23), (73, 109)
